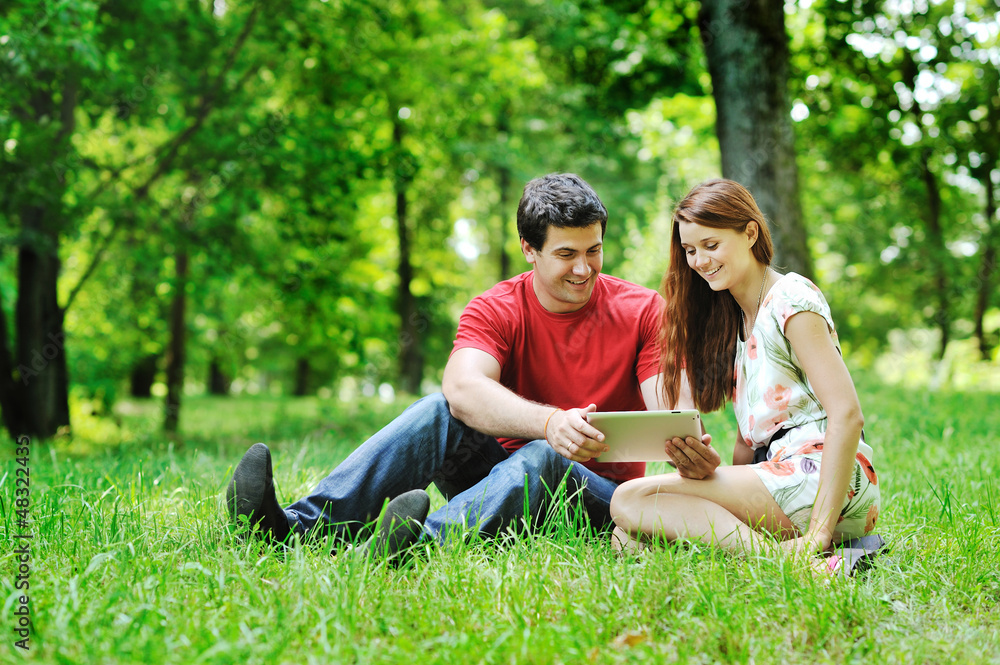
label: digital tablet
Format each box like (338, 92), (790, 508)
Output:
(587, 410), (702, 462)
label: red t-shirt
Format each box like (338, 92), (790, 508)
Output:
(451, 271), (664, 483)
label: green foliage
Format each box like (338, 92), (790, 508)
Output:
(2, 381), (999, 663)
(1, 0), (997, 436)
(791, 0), (999, 356)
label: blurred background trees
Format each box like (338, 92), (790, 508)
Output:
(1, 0), (997, 439)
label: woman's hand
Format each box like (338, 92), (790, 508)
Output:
(780, 530), (834, 557)
(664, 434), (720, 479)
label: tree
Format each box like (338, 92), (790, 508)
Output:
(0, 0), (267, 438)
(941, 28), (999, 361)
(798, 0), (998, 363)
(1, 0), (105, 438)
(698, 0), (813, 277)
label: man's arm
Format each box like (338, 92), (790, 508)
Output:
(442, 347), (607, 463)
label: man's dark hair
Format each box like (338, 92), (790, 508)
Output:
(516, 173), (608, 251)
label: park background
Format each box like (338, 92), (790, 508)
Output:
(1, 0), (999, 664)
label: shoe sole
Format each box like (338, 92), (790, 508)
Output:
(373, 489), (431, 558)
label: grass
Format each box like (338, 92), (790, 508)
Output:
(2, 379), (1000, 664)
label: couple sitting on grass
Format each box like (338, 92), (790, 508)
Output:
(227, 173), (883, 576)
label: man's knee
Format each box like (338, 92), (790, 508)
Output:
(512, 439), (559, 464)
(409, 392), (450, 414)
(508, 440), (571, 485)
(410, 391), (470, 426)
(397, 392), (455, 429)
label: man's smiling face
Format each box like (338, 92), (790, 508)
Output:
(521, 222), (604, 313)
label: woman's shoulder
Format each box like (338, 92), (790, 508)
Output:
(775, 272), (824, 295)
(766, 272), (834, 330)
(768, 272), (828, 303)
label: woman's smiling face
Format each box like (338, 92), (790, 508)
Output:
(677, 221), (757, 292)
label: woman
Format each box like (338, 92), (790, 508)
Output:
(610, 179), (881, 573)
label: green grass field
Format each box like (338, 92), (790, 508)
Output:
(2, 378), (999, 664)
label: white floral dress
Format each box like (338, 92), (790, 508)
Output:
(735, 272), (881, 540)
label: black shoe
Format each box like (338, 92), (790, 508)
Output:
(365, 489), (430, 561)
(226, 443), (291, 543)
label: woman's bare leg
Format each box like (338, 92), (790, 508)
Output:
(610, 466), (797, 556)
(611, 525), (647, 555)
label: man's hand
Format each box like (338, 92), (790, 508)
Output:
(545, 404), (609, 462)
(664, 434), (720, 479)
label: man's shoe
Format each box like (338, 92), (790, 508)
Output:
(226, 443), (291, 543)
(364, 489), (430, 561)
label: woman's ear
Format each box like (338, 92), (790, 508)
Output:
(746, 221), (759, 248)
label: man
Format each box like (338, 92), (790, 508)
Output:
(227, 173), (720, 555)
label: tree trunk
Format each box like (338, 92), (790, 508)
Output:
(12, 206), (70, 439)
(698, 0), (813, 278)
(208, 358), (231, 396)
(164, 251), (188, 433)
(393, 115), (423, 394)
(0, 287), (27, 438)
(498, 102), (513, 282)
(293, 357), (310, 396)
(974, 181), (997, 361)
(974, 65), (999, 361)
(130, 354), (159, 398)
(919, 150), (949, 361)
(499, 164), (512, 281)
(3, 75), (76, 440)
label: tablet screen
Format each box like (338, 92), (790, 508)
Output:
(588, 410), (702, 462)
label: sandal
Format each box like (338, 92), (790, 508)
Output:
(830, 533), (887, 577)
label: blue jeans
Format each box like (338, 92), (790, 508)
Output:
(283, 393), (621, 542)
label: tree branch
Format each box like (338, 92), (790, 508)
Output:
(134, 1), (263, 199)
(62, 213), (126, 313)
(63, 1), (264, 312)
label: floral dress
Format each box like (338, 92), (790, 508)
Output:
(734, 272), (881, 540)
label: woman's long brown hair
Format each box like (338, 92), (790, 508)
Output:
(660, 179), (774, 412)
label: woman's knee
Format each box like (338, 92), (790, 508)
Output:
(610, 475), (685, 532)
(610, 478), (643, 532)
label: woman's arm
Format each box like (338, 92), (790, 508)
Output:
(783, 311), (865, 552)
(732, 437), (753, 466)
